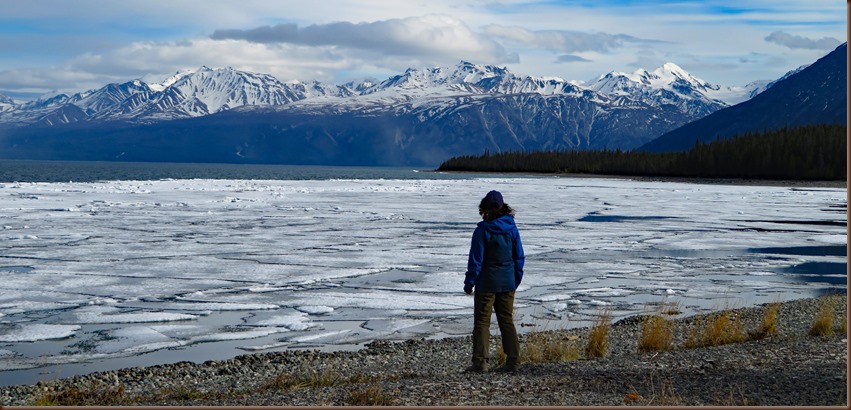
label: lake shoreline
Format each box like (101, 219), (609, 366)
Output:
(2, 294), (846, 406)
(430, 169), (848, 188)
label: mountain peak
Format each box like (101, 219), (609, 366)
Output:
(641, 41), (847, 152)
(149, 69), (196, 92)
(0, 92), (15, 107)
(0, 58), (767, 126)
(657, 62), (689, 78)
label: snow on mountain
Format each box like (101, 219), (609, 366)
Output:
(678, 63), (810, 106)
(0, 48), (837, 165)
(584, 61), (806, 108)
(268, 61), (595, 120)
(117, 66), (369, 121)
(136, 66), (322, 119)
(641, 43), (845, 153)
(0, 93), (14, 105)
(0, 67), (356, 124)
(148, 69), (195, 92)
(0, 92), (15, 112)
(359, 61), (584, 97)
(0, 93), (71, 124)
(0, 60), (774, 127)
(748, 64), (809, 98)
(18, 93), (72, 110)
(340, 78), (380, 94)
(74, 80), (152, 115)
(585, 63), (736, 116)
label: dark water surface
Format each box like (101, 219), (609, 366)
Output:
(0, 160), (493, 182)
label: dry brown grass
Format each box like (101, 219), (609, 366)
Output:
(585, 309), (611, 358)
(638, 314), (673, 352)
(638, 373), (684, 406)
(638, 298), (678, 352)
(684, 310), (746, 348)
(493, 331), (581, 367)
(713, 384), (752, 406)
(32, 382), (126, 406)
(658, 298), (683, 316)
(521, 332), (581, 363)
(749, 302), (780, 340)
(344, 384), (398, 406)
(810, 296), (837, 336)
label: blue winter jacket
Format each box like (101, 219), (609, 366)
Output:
(464, 215), (525, 294)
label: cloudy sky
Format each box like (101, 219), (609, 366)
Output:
(0, 0), (845, 99)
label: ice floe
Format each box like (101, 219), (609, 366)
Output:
(0, 324), (81, 342)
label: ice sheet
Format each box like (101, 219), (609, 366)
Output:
(0, 324), (81, 342)
(72, 306), (198, 324)
(0, 176), (845, 384)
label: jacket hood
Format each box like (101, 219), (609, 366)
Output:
(478, 215), (516, 235)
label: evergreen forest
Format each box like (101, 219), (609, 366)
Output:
(437, 124), (847, 180)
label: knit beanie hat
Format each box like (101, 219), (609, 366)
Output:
(479, 190), (504, 209)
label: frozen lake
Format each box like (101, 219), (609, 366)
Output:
(0, 173), (846, 386)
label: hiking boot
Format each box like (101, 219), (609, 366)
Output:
(495, 362), (520, 373)
(464, 364), (487, 373)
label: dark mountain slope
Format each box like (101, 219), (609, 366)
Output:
(640, 43), (847, 152)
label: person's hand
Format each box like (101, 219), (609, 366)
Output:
(464, 286), (473, 295)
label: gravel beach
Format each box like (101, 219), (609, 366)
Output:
(1, 294), (846, 406)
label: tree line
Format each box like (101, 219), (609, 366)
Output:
(437, 124), (847, 180)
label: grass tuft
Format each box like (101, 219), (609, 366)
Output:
(749, 302), (780, 340)
(714, 384), (752, 406)
(520, 332), (581, 364)
(638, 314), (673, 352)
(585, 309), (611, 358)
(810, 296), (837, 336)
(684, 310), (746, 348)
(642, 374), (684, 406)
(260, 368), (340, 392)
(31, 382), (126, 406)
(344, 384), (398, 406)
(305, 368), (340, 387)
(658, 298), (682, 316)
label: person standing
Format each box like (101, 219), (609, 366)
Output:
(464, 190), (525, 373)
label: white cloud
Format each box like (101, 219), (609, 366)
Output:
(481, 24), (666, 54)
(0, 0), (846, 96)
(765, 31), (843, 50)
(65, 38), (363, 84)
(7, 13), (519, 94)
(211, 15), (515, 65)
(556, 54), (593, 63)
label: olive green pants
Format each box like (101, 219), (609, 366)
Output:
(472, 291), (520, 368)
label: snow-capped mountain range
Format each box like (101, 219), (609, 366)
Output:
(0, 54), (827, 166)
(0, 61), (768, 126)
